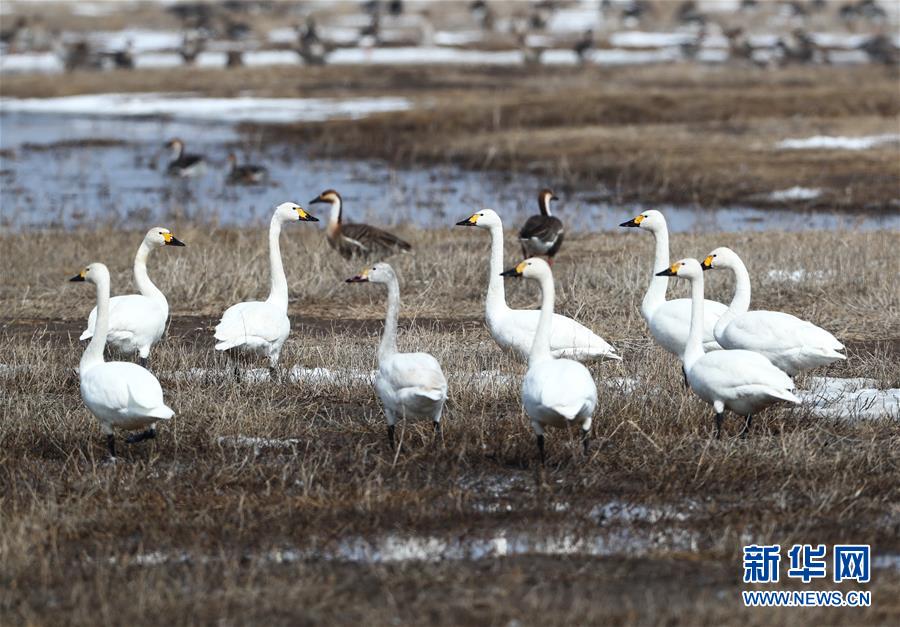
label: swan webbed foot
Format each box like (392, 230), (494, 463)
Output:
(714, 413), (724, 439)
(125, 427), (156, 444)
(739, 415), (752, 438)
(537, 434), (546, 465)
(387, 424), (396, 450)
(106, 433), (117, 459)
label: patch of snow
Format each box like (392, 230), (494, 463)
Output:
(0, 52), (62, 74)
(767, 186), (821, 201)
(609, 31), (694, 48)
(547, 7), (600, 32)
(777, 134), (900, 151)
(590, 499), (693, 524)
(433, 31), (484, 46)
(327, 46), (523, 65)
(800, 377), (900, 421)
(0, 93), (412, 124)
(765, 268), (828, 283)
(217, 435), (303, 453)
(90, 29), (182, 53)
(588, 47), (681, 65)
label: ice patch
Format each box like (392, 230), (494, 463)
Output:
(777, 134), (900, 151)
(609, 31), (694, 48)
(766, 269), (828, 283)
(0, 52), (63, 74)
(217, 435), (303, 453)
(0, 93), (412, 124)
(800, 377), (900, 421)
(433, 31), (484, 46)
(767, 187), (821, 201)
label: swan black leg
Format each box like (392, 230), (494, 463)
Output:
(740, 415), (753, 438)
(106, 434), (117, 459)
(139, 356), (148, 369)
(681, 365), (689, 389)
(714, 413), (723, 439)
(126, 427), (156, 444)
(268, 365), (278, 383)
(582, 429), (590, 456)
(433, 421), (442, 439)
(537, 434), (546, 465)
(387, 424), (396, 450)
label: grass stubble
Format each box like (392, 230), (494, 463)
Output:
(0, 225), (898, 625)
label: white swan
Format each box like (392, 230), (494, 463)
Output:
(702, 247), (846, 376)
(457, 209), (619, 362)
(620, 210), (727, 357)
(658, 258), (800, 438)
(346, 263), (448, 449)
(214, 202), (318, 369)
(70, 263), (174, 459)
(80, 227), (185, 367)
(501, 258), (598, 463)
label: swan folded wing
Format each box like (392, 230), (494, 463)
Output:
(82, 363), (173, 419)
(652, 298), (727, 349)
(722, 311), (845, 354)
(81, 295), (166, 341)
(696, 350), (798, 402)
(381, 353), (447, 398)
(502, 309), (618, 359)
(214, 301), (289, 348)
(535, 361), (597, 420)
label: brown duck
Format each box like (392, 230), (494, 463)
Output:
(310, 189), (412, 259)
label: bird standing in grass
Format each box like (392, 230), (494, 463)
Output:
(310, 189), (412, 260)
(346, 263), (447, 450)
(501, 258), (598, 464)
(657, 258), (799, 438)
(80, 227), (185, 368)
(71, 263), (174, 460)
(518, 188), (565, 260)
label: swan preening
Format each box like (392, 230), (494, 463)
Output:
(518, 188), (565, 260)
(71, 263), (174, 459)
(214, 202), (319, 369)
(502, 258), (598, 463)
(346, 263), (448, 449)
(457, 209), (619, 362)
(310, 189), (412, 260)
(658, 259), (800, 438)
(80, 227), (185, 367)
(620, 210), (727, 358)
(702, 247), (846, 376)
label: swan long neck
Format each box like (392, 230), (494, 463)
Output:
(529, 271), (555, 366)
(486, 223), (509, 314)
(378, 277), (400, 362)
(641, 225), (670, 320)
(717, 257), (752, 336)
(684, 272), (706, 371)
(266, 214), (289, 310)
(133, 241), (166, 306)
(81, 276), (109, 372)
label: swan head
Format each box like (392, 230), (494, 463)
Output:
(619, 209), (665, 231)
(702, 246), (738, 271)
(346, 262), (396, 285)
(69, 262), (110, 285)
(146, 227), (185, 247)
(275, 201), (318, 222)
(656, 257), (702, 279)
(500, 257), (551, 280)
(456, 208), (501, 229)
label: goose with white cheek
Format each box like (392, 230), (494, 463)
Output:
(518, 188), (565, 260)
(80, 227), (185, 367)
(702, 247), (845, 376)
(310, 189), (411, 260)
(71, 263), (174, 459)
(164, 138), (205, 178)
(620, 210), (727, 359)
(657, 259), (799, 438)
(502, 258), (598, 464)
(346, 263), (448, 450)
(214, 202), (318, 372)
(457, 209), (618, 362)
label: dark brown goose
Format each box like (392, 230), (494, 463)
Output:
(310, 189), (411, 260)
(518, 188), (564, 260)
(226, 153), (268, 185)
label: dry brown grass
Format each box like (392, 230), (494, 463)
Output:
(1, 226), (899, 624)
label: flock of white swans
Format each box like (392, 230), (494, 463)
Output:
(69, 193), (846, 461)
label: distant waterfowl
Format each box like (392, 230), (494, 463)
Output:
(457, 209), (619, 362)
(702, 247), (845, 376)
(310, 189), (412, 260)
(518, 188), (565, 260)
(226, 153), (268, 185)
(620, 210), (727, 359)
(346, 263), (448, 449)
(71, 263), (174, 460)
(657, 259), (799, 438)
(80, 227), (185, 367)
(214, 202), (318, 371)
(165, 138), (206, 177)
(501, 258), (597, 464)
(573, 29), (594, 65)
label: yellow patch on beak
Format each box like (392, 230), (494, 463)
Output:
(669, 263), (680, 274)
(702, 255), (714, 268)
(296, 207), (309, 219)
(633, 215), (644, 224)
(359, 268), (370, 278)
(162, 232), (173, 243)
(80, 269), (87, 278)
(515, 261), (527, 274)
(468, 214), (479, 224)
